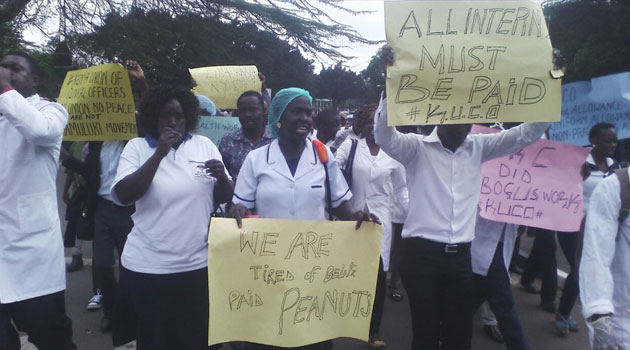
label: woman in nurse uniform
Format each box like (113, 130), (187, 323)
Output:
(230, 87), (379, 350)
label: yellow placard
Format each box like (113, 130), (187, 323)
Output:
(58, 63), (137, 141)
(190, 65), (259, 109)
(385, 1), (561, 125)
(208, 218), (383, 347)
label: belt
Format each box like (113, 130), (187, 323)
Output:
(407, 237), (471, 254)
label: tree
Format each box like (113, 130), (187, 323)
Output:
(360, 50), (384, 105)
(545, 0), (630, 82)
(68, 9), (316, 92)
(314, 62), (364, 110)
(2, 0), (379, 62)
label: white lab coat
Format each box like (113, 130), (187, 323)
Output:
(471, 215), (517, 276)
(233, 139), (351, 220)
(0, 90), (68, 303)
(336, 138), (408, 271)
(580, 174), (630, 348)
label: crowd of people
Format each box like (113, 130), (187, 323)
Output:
(0, 44), (628, 350)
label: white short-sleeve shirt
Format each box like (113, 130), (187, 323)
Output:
(111, 134), (230, 274)
(233, 139), (351, 220)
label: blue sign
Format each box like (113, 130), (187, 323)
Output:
(548, 72), (630, 146)
(196, 116), (242, 146)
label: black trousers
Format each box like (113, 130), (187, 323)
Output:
(557, 232), (580, 316)
(369, 258), (387, 335)
(113, 266), (210, 349)
(93, 199), (134, 318)
(0, 291), (76, 350)
(521, 228), (557, 304)
(474, 243), (529, 350)
(401, 238), (474, 350)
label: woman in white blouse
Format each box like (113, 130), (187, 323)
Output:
(110, 85), (233, 349)
(336, 104), (409, 349)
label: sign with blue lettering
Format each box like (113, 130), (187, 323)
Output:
(195, 116), (242, 146)
(548, 72), (630, 146)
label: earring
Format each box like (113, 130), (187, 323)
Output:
(277, 122), (282, 128)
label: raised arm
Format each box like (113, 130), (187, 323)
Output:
(0, 90), (67, 147)
(478, 121), (550, 162)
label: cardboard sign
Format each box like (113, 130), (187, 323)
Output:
(384, 1), (561, 125)
(548, 72), (630, 146)
(190, 65), (259, 109)
(58, 63), (137, 141)
(195, 116), (242, 146)
(474, 125), (590, 232)
(207, 218), (383, 347)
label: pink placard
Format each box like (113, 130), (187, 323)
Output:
(473, 125), (590, 232)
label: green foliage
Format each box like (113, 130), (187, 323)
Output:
(546, 0), (630, 82)
(314, 62), (364, 110)
(360, 50), (384, 105)
(67, 8), (315, 93)
(0, 21), (24, 55)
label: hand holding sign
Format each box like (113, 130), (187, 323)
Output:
(384, 1), (562, 126)
(208, 218), (382, 347)
(58, 63), (137, 141)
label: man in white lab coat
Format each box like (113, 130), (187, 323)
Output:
(0, 51), (76, 349)
(580, 169), (630, 350)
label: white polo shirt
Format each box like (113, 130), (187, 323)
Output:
(233, 139), (351, 220)
(374, 97), (549, 244)
(112, 134), (230, 274)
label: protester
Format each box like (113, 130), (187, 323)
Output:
(376, 45), (563, 350)
(314, 109), (342, 149)
(471, 123), (529, 349)
(219, 90), (273, 181)
(0, 51), (77, 350)
(336, 104), (408, 349)
(110, 85), (233, 349)
(230, 87), (379, 350)
(554, 123), (621, 336)
(60, 60), (148, 332)
(580, 166), (629, 349)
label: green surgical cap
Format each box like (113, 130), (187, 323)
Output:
(267, 87), (313, 138)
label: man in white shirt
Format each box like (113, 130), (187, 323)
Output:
(0, 51), (76, 349)
(376, 46), (556, 350)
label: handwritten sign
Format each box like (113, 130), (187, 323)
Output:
(207, 218), (383, 347)
(190, 65), (259, 109)
(474, 125), (590, 232)
(384, 1), (561, 125)
(58, 63), (137, 141)
(548, 72), (630, 146)
(195, 116), (242, 146)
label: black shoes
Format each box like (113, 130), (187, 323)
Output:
(483, 325), (505, 343)
(66, 254), (84, 272)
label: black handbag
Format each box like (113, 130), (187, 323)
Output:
(343, 139), (358, 189)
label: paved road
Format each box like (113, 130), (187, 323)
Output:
(19, 170), (591, 349)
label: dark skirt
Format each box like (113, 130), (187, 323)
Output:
(113, 265), (210, 350)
